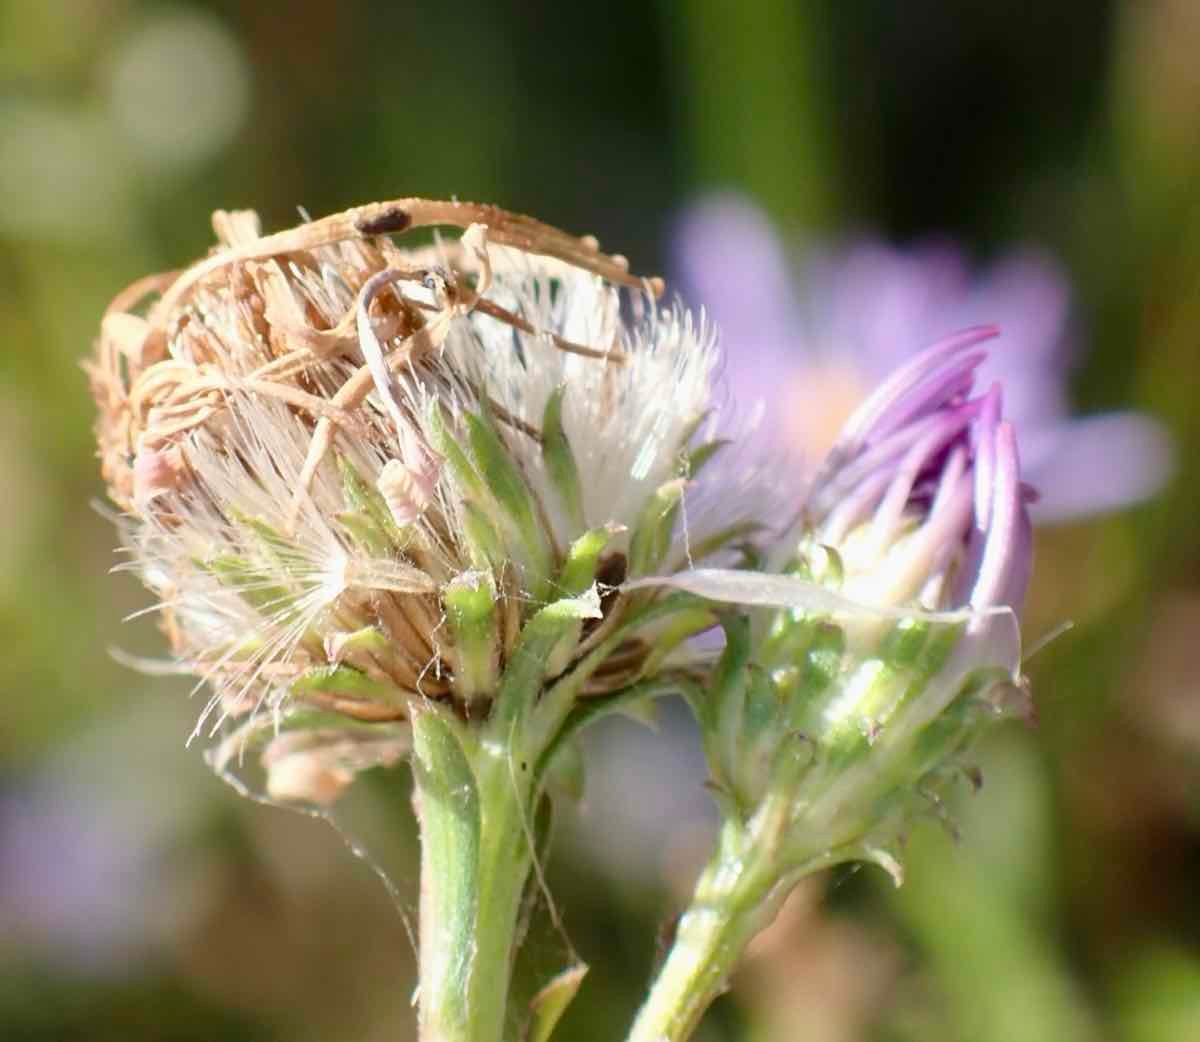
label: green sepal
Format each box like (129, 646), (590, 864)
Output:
(461, 501), (508, 572)
(464, 409), (553, 597)
(628, 477), (687, 576)
(557, 526), (617, 598)
(735, 666), (785, 804)
(527, 964), (589, 1042)
(336, 510), (391, 557)
(892, 621), (963, 705)
(444, 570), (500, 700)
(878, 618), (935, 670)
(490, 589), (602, 736)
(781, 621), (846, 733)
(709, 613), (752, 800)
(905, 664), (1009, 777)
(553, 527), (620, 673)
(637, 606), (719, 678)
(740, 665), (781, 750)
(230, 511), (309, 573)
(541, 386), (586, 531)
(201, 554), (292, 616)
(337, 454), (406, 549)
(330, 625), (391, 658)
(681, 438), (730, 478)
(428, 403), (487, 501)
(541, 737), (585, 803)
(674, 520), (767, 568)
(292, 663), (409, 709)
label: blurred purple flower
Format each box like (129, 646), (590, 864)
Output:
(805, 328), (1033, 616)
(674, 194), (1173, 522)
(0, 715), (215, 977)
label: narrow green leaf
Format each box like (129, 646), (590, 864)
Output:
(461, 501), (507, 572)
(337, 454), (405, 548)
(541, 386), (586, 530)
(443, 571), (500, 699)
(712, 613), (752, 793)
(491, 590), (602, 735)
(203, 555), (291, 615)
(628, 478), (687, 576)
(637, 606), (719, 677)
(336, 510), (392, 556)
(672, 519), (766, 568)
(681, 438), (731, 478)
(557, 525), (616, 597)
(541, 738), (585, 803)
(527, 964), (589, 1042)
(292, 664), (409, 708)
(465, 410), (553, 594)
(428, 403), (486, 500)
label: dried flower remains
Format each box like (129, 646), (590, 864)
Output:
(89, 198), (750, 804)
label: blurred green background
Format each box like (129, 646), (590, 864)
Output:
(2, 2), (1200, 1040)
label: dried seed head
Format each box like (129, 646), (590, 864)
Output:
(90, 199), (755, 797)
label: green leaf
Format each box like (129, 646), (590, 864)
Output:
(541, 386), (586, 530)
(673, 520), (766, 568)
(557, 526), (616, 597)
(428, 403), (487, 500)
(336, 510), (392, 556)
(711, 613), (752, 796)
(465, 409), (553, 595)
(444, 570), (500, 699)
(527, 964), (588, 1042)
(337, 454), (406, 549)
(491, 590), (602, 735)
(541, 738), (585, 803)
(202, 554), (292, 616)
(461, 501), (508, 572)
(637, 605), (719, 678)
(628, 478), (687, 576)
(681, 438), (730, 478)
(292, 664), (410, 710)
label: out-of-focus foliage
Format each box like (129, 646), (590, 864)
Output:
(1, 1), (1198, 1040)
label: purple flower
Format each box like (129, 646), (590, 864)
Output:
(805, 328), (1032, 618)
(674, 194), (1173, 522)
(635, 329), (1033, 899)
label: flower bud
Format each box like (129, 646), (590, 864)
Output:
(645, 330), (1033, 877)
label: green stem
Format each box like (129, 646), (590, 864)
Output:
(413, 712), (533, 1042)
(625, 818), (787, 1042)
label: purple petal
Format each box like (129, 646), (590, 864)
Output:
(1021, 412), (1175, 522)
(807, 239), (971, 376)
(835, 328), (996, 448)
(969, 421), (1032, 611)
(672, 194), (801, 351)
